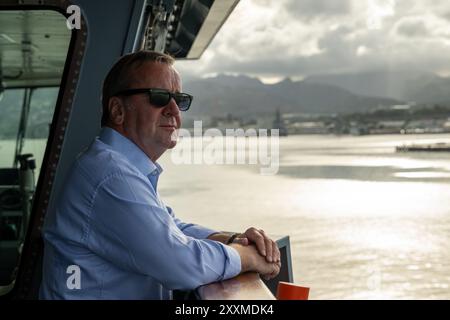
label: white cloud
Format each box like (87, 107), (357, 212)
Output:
(356, 45), (370, 56)
(284, 0), (352, 21)
(176, 0), (450, 80)
(365, 0), (396, 30)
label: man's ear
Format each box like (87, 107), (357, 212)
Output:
(108, 96), (126, 125)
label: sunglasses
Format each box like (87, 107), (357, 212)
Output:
(114, 88), (193, 111)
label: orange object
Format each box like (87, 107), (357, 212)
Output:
(276, 281), (310, 300)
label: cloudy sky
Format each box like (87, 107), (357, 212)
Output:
(176, 0), (450, 83)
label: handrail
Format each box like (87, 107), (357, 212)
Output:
(197, 272), (276, 300)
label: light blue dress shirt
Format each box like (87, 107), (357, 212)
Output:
(39, 127), (241, 299)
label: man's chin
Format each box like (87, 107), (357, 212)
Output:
(166, 141), (177, 149)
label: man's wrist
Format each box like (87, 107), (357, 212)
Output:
(229, 243), (253, 272)
(207, 231), (240, 244)
(226, 233), (241, 245)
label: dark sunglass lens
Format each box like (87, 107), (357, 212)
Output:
(175, 94), (192, 111)
(149, 91), (170, 107)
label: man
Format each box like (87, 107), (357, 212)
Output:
(40, 51), (280, 299)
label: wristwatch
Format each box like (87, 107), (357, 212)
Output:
(226, 233), (240, 245)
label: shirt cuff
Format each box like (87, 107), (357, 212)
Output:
(221, 243), (242, 280)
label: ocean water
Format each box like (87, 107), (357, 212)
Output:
(2, 134), (449, 299)
(159, 134), (450, 299)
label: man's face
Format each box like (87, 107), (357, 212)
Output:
(121, 61), (182, 161)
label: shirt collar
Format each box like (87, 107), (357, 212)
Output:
(98, 127), (163, 178)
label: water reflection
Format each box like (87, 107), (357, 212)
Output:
(278, 165), (450, 183)
(160, 134), (450, 299)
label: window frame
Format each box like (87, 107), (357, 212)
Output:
(0, 1), (86, 299)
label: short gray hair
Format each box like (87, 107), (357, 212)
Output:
(101, 51), (175, 126)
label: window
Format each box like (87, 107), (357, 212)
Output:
(0, 10), (71, 291)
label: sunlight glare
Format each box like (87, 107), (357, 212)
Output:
(366, 0), (396, 30)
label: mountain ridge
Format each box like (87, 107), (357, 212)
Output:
(183, 74), (403, 117)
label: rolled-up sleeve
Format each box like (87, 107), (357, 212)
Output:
(86, 170), (241, 290)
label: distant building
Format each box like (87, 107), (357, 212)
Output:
(210, 113), (241, 131)
(370, 120), (405, 134)
(290, 121), (328, 134)
(403, 119), (446, 134)
(272, 108), (288, 136)
(442, 118), (450, 132)
(349, 122), (369, 135)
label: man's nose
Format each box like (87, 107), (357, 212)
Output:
(162, 98), (180, 117)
